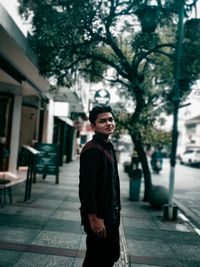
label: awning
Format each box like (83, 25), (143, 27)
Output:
(53, 88), (87, 119)
(57, 116), (74, 127)
(70, 102), (84, 113)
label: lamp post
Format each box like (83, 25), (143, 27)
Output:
(135, 0), (193, 220)
(163, 0), (185, 220)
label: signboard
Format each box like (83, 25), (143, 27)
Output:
(34, 143), (59, 184)
(94, 89), (110, 105)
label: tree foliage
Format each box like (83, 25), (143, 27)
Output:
(18, 1), (200, 98)
(18, 0), (200, 200)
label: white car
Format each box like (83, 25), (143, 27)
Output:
(180, 149), (200, 166)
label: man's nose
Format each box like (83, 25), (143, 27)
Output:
(106, 119), (112, 124)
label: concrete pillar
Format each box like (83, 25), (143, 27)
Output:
(8, 95), (22, 174)
(46, 98), (54, 143)
(72, 129), (77, 160)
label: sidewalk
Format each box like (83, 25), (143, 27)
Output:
(0, 159), (199, 267)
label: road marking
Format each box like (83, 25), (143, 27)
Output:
(178, 213), (200, 236)
(194, 228), (200, 235)
(178, 213), (189, 222)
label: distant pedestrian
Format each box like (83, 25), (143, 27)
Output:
(150, 147), (163, 173)
(79, 105), (121, 267)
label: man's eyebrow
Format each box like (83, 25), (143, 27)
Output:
(98, 117), (113, 121)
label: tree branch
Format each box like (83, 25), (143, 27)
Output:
(133, 43), (175, 69)
(103, 1), (132, 75)
(80, 51), (129, 79)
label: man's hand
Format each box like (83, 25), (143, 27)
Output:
(88, 214), (107, 238)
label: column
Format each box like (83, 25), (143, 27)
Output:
(8, 95), (22, 174)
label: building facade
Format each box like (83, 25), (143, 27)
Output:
(0, 3), (53, 173)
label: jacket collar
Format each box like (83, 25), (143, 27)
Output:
(93, 134), (111, 146)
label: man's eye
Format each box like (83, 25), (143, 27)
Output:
(98, 117), (114, 123)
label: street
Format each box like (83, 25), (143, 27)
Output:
(119, 152), (200, 231)
(151, 158), (200, 230)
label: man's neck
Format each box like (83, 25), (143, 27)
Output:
(95, 132), (109, 142)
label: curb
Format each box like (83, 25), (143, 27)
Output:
(174, 198), (200, 235)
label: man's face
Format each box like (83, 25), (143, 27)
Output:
(91, 112), (115, 136)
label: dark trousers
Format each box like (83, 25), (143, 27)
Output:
(82, 223), (120, 267)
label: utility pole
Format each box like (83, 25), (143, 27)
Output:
(164, 0), (185, 220)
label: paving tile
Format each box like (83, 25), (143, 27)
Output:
(130, 264), (161, 267)
(124, 226), (200, 246)
(0, 206), (23, 215)
(0, 214), (46, 229)
(78, 232), (87, 250)
(44, 219), (82, 234)
(16, 207), (54, 218)
(122, 217), (158, 230)
(127, 239), (175, 258)
(32, 192), (66, 201)
(13, 253), (75, 267)
(51, 210), (80, 221)
(73, 257), (84, 267)
(124, 227), (162, 242)
(169, 243), (200, 262)
(0, 227), (40, 244)
(29, 198), (63, 209)
(154, 215), (192, 232)
(121, 207), (151, 219)
(32, 231), (82, 250)
(0, 250), (22, 267)
(59, 201), (80, 211)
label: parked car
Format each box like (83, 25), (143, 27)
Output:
(179, 148), (200, 166)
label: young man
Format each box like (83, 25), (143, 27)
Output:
(79, 105), (121, 267)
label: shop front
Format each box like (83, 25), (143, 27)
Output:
(0, 4), (52, 174)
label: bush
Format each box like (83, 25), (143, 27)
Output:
(149, 185), (169, 209)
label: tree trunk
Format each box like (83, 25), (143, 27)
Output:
(128, 84), (152, 201)
(131, 136), (152, 202)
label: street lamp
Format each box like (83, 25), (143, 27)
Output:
(162, 0), (185, 221)
(136, 0), (198, 220)
(163, 0), (200, 221)
(135, 5), (159, 33)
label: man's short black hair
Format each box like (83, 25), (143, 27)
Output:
(89, 105), (113, 124)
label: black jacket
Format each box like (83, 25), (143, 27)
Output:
(79, 134), (121, 224)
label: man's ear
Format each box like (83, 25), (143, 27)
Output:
(90, 123), (96, 131)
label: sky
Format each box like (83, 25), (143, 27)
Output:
(0, 0), (29, 36)
(1, 0), (200, 36)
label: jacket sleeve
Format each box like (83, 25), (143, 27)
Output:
(79, 147), (101, 214)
